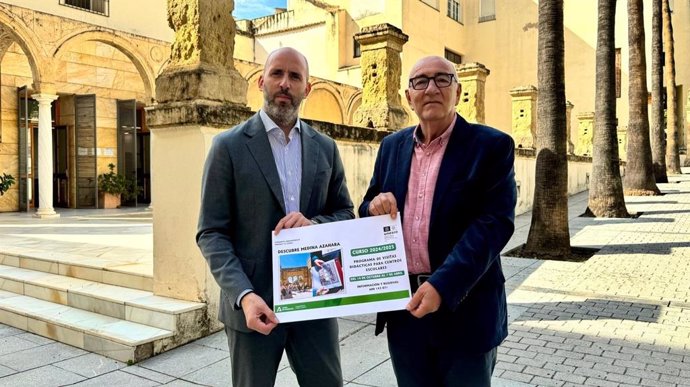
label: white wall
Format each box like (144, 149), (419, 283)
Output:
(513, 156), (592, 216)
(338, 139), (593, 218)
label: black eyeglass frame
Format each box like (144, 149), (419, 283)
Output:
(408, 73), (457, 90)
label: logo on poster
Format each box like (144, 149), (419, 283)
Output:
(383, 225), (398, 240)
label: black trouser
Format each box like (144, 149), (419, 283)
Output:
(225, 318), (342, 387)
(386, 310), (497, 387)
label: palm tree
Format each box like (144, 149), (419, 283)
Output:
(624, 0), (660, 196)
(650, 0), (668, 182)
(586, 0), (629, 218)
(524, 0), (570, 258)
(663, 0), (681, 174)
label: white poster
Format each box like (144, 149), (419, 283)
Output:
(272, 214), (410, 323)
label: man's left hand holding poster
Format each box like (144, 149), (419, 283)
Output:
(272, 214), (411, 323)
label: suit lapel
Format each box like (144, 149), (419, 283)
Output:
(300, 122), (319, 214)
(244, 114), (286, 214)
(395, 130), (415, 217)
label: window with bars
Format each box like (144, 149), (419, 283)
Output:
(444, 49), (462, 65)
(479, 0), (496, 22)
(60, 0), (109, 16)
(447, 0), (462, 23)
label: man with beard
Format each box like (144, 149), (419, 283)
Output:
(197, 47), (353, 387)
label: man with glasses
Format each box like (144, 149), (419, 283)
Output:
(359, 56), (517, 386)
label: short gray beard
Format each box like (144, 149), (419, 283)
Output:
(263, 90), (301, 128)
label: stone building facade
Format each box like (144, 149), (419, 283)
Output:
(0, 1), (363, 213)
(2, 0), (689, 216)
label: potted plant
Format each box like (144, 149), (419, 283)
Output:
(97, 163), (126, 208)
(0, 173), (16, 197)
(122, 177), (143, 203)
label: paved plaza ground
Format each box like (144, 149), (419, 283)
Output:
(0, 172), (689, 386)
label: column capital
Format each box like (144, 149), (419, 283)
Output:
(455, 62), (490, 80)
(509, 85), (538, 98)
(577, 111), (595, 120)
(31, 93), (59, 104)
(354, 23), (409, 52)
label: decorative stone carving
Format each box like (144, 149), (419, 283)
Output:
(0, 26), (14, 59)
(155, 0), (247, 105)
(353, 23), (408, 131)
(455, 62), (489, 124)
(575, 111), (595, 156)
(510, 86), (538, 149)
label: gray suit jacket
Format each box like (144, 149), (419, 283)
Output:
(196, 113), (355, 332)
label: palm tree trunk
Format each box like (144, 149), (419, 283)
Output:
(650, 0), (668, 182)
(663, 0), (681, 174)
(586, 0), (629, 218)
(624, 0), (661, 196)
(524, 0), (570, 258)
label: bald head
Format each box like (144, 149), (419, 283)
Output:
(259, 47), (312, 132)
(408, 56), (456, 79)
(405, 55), (461, 135)
(264, 47), (310, 79)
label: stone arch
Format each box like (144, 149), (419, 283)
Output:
(52, 29), (156, 101)
(301, 82), (345, 124)
(157, 58), (170, 77)
(245, 68), (264, 112)
(346, 92), (362, 126)
(0, 7), (45, 88)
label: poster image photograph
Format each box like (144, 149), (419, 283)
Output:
(279, 248), (345, 300)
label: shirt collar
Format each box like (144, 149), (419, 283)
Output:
(413, 114), (457, 147)
(259, 109), (301, 134)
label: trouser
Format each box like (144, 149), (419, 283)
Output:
(386, 310), (497, 387)
(225, 318), (342, 387)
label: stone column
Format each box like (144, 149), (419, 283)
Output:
(31, 93), (59, 219)
(565, 100), (575, 154)
(155, 0), (247, 105)
(455, 62), (490, 123)
(147, 0), (250, 331)
(575, 111), (595, 156)
(353, 24), (409, 131)
(509, 86), (537, 148)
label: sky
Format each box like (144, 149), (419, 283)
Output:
(233, 0), (288, 20)
(280, 252), (310, 269)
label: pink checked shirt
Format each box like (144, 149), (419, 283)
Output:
(403, 116), (456, 274)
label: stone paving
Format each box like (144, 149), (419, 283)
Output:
(1, 172), (690, 386)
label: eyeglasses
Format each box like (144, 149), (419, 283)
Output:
(408, 73), (456, 90)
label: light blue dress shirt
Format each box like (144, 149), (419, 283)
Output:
(259, 109), (302, 213)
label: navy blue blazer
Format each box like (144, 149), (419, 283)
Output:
(359, 114), (517, 354)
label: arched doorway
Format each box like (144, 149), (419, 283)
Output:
(53, 36), (153, 207)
